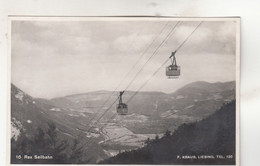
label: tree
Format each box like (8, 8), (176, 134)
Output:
(45, 123), (58, 148)
(153, 135), (159, 143)
(34, 127), (45, 149)
(164, 130), (171, 138)
(11, 123), (71, 164)
(69, 137), (85, 163)
(144, 138), (151, 146)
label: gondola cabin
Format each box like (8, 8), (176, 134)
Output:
(117, 103), (128, 115)
(166, 51), (180, 78)
(166, 65), (180, 77)
(117, 91), (128, 115)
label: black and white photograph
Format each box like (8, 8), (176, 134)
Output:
(9, 17), (239, 165)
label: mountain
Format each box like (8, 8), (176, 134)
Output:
(45, 81), (235, 121)
(11, 81), (236, 164)
(100, 100), (236, 165)
(174, 81), (235, 93)
(11, 84), (54, 137)
(11, 84), (108, 164)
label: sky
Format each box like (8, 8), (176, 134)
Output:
(11, 18), (237, 99)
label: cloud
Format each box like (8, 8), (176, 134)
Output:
(112, 33), (155, 53)
(11, 20), (237, 98)
(169, 21), (236, 55)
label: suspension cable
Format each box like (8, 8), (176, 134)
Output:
(88, 22), (180, 129)
(176, 21), (203, 51)
(127, 21), (203, 103)
(123, 21), (181, 92)
(85, 22), (170, 129)
(85, 21), (203, 144)
(126, 58), (169, 103)
(82, 21), (203, 148)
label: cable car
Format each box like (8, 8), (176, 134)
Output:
(166, 51), (180, 78)
(116, 91), (128, 115)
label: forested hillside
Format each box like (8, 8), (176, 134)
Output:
(100, 100), (236, 165)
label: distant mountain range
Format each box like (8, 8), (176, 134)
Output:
(11, 81), (236, 164)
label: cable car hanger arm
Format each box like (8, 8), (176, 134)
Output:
(169, 50), (177, 59)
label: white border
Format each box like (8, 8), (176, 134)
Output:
(7, 16), (240, 166)
(2, 1), (260, 166)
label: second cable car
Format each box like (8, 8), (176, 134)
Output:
(166, 51), (180, 78)
(117, 91), (128, 115)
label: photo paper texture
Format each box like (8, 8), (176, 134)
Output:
(9, 17), (240, 165)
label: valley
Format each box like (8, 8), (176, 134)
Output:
(11, 81), (236, 163)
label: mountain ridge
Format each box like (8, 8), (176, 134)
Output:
(17, 81), (235, 100)
(11, 80), (236, 164)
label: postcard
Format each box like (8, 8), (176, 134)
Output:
(8, 16), (240, 165)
